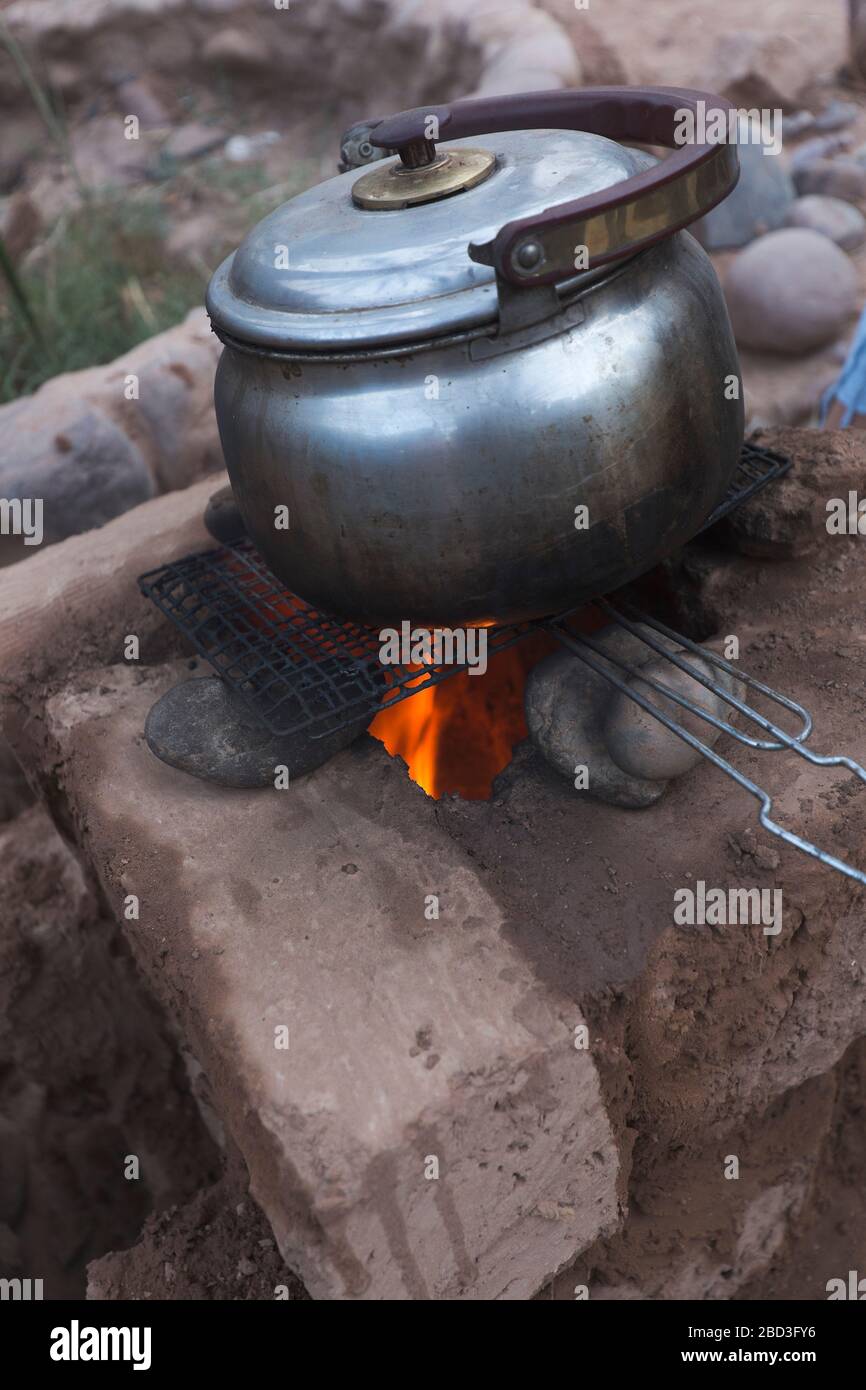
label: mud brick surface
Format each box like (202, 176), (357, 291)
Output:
(2, 429), (866, 1298)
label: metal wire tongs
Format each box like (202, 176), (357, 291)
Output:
(544, 599), (866, 887)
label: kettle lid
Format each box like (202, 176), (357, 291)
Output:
(206, 128), (655, 352)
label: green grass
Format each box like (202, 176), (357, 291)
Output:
(0, 193), (204, 403)
(0, 8), (326, 402)
(0, 154), (318, 403)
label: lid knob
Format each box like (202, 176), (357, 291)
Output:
(397, 137), (439, 169)
(351, 137), (497, 211)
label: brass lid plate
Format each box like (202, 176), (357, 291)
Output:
(352, 147), (496, 210)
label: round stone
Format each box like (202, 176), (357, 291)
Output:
(603, 652), (733, 781)
(524, 629), (669, 810)
(723, 228), (858, 354)
(793, 157), (866, 203)
(145, 675), (377, 788)
(784, 194), (866, 251)
(204, 484), (246, 544)
(695, 131), (794, 251)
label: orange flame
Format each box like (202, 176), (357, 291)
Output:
(226, 546), (604, 801)
(369, 630), (557, 799)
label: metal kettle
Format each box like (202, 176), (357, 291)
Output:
(207, 87), (744, 626)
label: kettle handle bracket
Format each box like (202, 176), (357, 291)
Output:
(368, 86), (740, 288)
(489, 272), (560, 336)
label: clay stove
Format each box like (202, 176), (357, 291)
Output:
(3, 426), (866, 1301)
(137, 441), (866, 890)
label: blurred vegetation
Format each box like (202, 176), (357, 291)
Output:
(0, 157), (314, 404)
(0, 196), (202, 402)
(0, 14), (317, 403)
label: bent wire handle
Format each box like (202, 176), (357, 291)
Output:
(544, 620), (866, 889)
(601, 600), (866, 785)
(559, 627), (801, 753)
(595, 597), (813, 750)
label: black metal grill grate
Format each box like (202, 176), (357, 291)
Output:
(700, 440), (789, 531)
(138, 442), (790, 739)
(138, 543), (531, 739)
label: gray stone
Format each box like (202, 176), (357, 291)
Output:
(696, 129), (794, 250)
(791, 135), (852, 171)
(724, 229), (858, 355)
(224, 131), (280, 164)
(202, 27), (271, 69)
(784, 195), (866, 250)
(145, 675), (377, 788)
(524, 628), (668, 809)
(527, 624), (743, 795)
(0, 402), (155, 555)
(812, 100), (859, 133)
(204, 484), (245, 544)
(782, 111), (816, 140)
(115, 77), (170, 129)
(0, 309), (222, 558)
(162, 123), (226, 162)
(603, 653), (736, 781)
(469, 6), (579, 95)
(793, 157), (866, 203)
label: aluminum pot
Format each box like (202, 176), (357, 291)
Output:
(207, 87), (744, 626)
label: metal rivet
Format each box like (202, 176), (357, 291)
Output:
(515, 240), (544, 271)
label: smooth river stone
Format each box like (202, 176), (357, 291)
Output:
(784, 195), (866, 251)
(603, 652), (737, 781)
(723, 228), (858, 354)
(145, 675), (377, 788)
(524, 627), (669, 810)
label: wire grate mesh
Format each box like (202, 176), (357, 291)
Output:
(700, 440), (789, 531)
(138, 442), (790, 739)
(138, 542), (530, 739)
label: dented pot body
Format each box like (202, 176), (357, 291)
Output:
(214, 231), (743, 627)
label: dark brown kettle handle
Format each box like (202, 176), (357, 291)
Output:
(369, 87), (740, 286)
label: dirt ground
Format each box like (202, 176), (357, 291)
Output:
(87, 1147), (309, 1301)
(0, 804), (222, 1298)
(574, 0), (846, 90)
